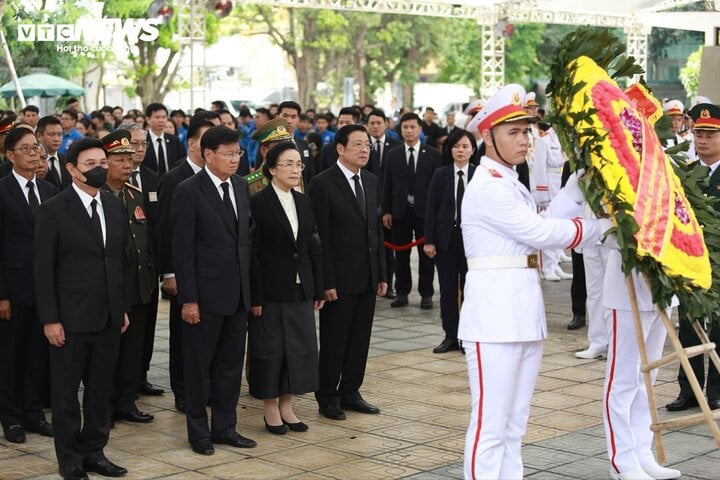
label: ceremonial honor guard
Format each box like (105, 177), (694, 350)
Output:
(459, 84), (611, 480)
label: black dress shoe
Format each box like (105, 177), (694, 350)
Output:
(25, 419), (53, 437)
(390, 295), (408, 308)
(59, 466), (89, 480)
(566, 315), (587, 330)
(212, 431), (257, 448)
(138, 381), (164, 396)
(113, 408), (154, 423)
(191, 438), (214, 455)
(264, 417), (288, 435)
(433, 338), (460, 354)
(175, 397), (185, 413)
(82, 457), (127, 477)
(318, 403), (346, 420)
(665, 394), (699, 411)
(3, 424), (25, 443)
(341, 398), (380, 414)
(708, 399), (720, 410)
(282, 418), (309, 432)
(420, 296), (433, 309)
(384, 289), (397, 300)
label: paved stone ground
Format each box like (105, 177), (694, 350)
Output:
(2, 258), (719, 479)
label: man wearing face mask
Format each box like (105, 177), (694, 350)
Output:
(35, 137), (130, 480)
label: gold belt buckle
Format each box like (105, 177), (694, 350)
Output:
(527, 254), (538, 269)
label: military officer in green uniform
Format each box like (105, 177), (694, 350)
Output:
(667, 103), (720, 412)
(245, 117), (294, 195)
(101, 130), (158, 423)
(0, 117), (16, 175)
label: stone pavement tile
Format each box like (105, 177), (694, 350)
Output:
(410, 358), (467, 375)
(531, 391), (591, 410)
(428, 373), (470, 391)
(520, 444), (585, 470)
(151, 446), (250, 470)
(554, 382), (605, 399)
(424, 410), (473, 430)
(667, 456), (720, 479)
(579, 424), (607, 437)
(530, 410), (601, 432)
(534, 375), (576, 392)
(659, 430), (719, 463)
(107, 455), (184, 479)
(199, 457), (304, 479)
(156, 472), (216, 479)
(540, 365), (606, 383)
(423, 462), (463, 479)
(369, 351), (436, 367)
(110, 429), (185, 455)
(333, 410), (407, 430)
(372, 328), (430, 341)
(401, 472), (449, 480)
(546, 454), (610, 479)
(379, 399), (455, 421)
(372, 444), (463, 470)
(523, 424), (567, 443)
(421, 392), (470, 410)
(369, 420), (455, 444)
(532, 432), (609, 456)
(366, 365), (440, 383)
(260, 444), (362, 471)
(424, 432), (465, 452)
(569, 400), (604, 418)
(315, 457), (420, 479)
(371, 338), (437, 352)
(0, 453), (57, 479)
(316, 432), (414, 456)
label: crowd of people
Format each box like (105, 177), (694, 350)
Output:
(0, 87), (717, 480)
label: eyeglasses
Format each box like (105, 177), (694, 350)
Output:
(213, 150), (245, 160)
(10, 144), (44, 155)
(276, 162), (305, 171)
(130, 141), (150, 149)
(78, 160), (109, 168)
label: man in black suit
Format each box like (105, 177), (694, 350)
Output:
(421, 107), (444, 148)
(142, 103), (186, 175)
(314, 107), (362, 174)
(0, 128), (58, 444)
(307, 125), (387, 421)
(35, 138), (129, 480)
(171, 126), (256, 455)
(382, 112), (441, 309)
(36, 116), (71, 189)
(158, 120), (214, 412)
(278, 101), (314, 183)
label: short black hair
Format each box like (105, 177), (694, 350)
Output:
(145, 102), (167, 117)
(36, 115), (62, 134)
(442, 129), (477, 165)
(200, 126), (239, 160)
(334, 124), (368, 147)
(278, 101), (302, 115)
(78, 118), (92, 131)
(262, 141), (299, 180)
(90, 111), (104, 121)
(170, 109), (185, 117)
(22, 105), (39, 114)
(61, 109), (78, 119)
(399, 112), (422, 127)
(191, 109), (220, 124)
(255, 107), (271, 119)
(217, 109), (235, 119)
(211, 100), (227, 109)
(187, 120), (215, 141)
(112, 106), (123, 112)
(338, 107), (361, 123)
(425, 107), (435, 113)
(367, 109), (387, 121)
(5, 127), (36, 152)
(66, 98), (79, 104)
(66, 137), (106, 166)
(238, 107), (251, 118)
(314, 114), (330, 124)
(100, 106), (113, 114)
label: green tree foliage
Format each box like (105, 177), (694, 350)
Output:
(679, 45), (702, 99)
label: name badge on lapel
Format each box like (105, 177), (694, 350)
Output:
(303, 149), (310, 158)
(148, 191), (158, 202)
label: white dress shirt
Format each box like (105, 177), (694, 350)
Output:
(272, 182), (301, 283)
(72, 183), (106, 245)
(205, 167), (237, 217)
(336, 160), (364, 197)
(149, 130), (168, 171)
(453, 163), (469, 221)
(12, 170), (39, 205)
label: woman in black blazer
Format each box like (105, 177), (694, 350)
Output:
(249, 141), (324, 435)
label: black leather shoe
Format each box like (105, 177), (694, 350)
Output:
(59, 466), (89, 480)
(282, 418), (309, 432)
(138, 381), (164, 396)
(3, 424), (25, 443)
(433, 338), (460, 354)
(175, 397), (185, 413)
(264, 417), (287, 435)
(25, 419), (53, 437)
(82, 457), (127, 477)
(212, 431), (257, 448)
(566, 315), (586, 330)
(420, 296), (433, 309)
(318, 403), (346, 420)
(708, 399), (720, 410)
(191, 438), (214, 455)
(384, 289), (397, 300)
(390, 295), (408, 308)
(341, 397), (380, 414)
(113, 408), (154, 423)
(665, 395), (699, 411)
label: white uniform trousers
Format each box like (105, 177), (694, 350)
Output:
(540, 248), (561, 276)
(603, 308), (667, 475)
(583, 244), (610, 351)
(464, 340), (543, 480)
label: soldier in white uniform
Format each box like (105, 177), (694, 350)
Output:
(664, 99), (696, 162)
(460, 84), (612, 480)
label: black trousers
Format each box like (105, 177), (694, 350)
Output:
(570, 250), (587, 317)
(168, 294), (185, 400)
(315, 286), (376, 407)
(182, 307), (247, 443)
(140, 286), (159, 382)
(677, 313), (720, 400)
(392, 206), (434, 298)
(113, 302), (149, 413)
(434, 227), (467, 340)
(50, 322), (120, 469)
(0, 305), (48, 427)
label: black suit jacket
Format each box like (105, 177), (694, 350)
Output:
(35, 187), (128, 332)
(306, 164), (386, 293)
(171, 169), (251, 315)
(382, 143), (441, 219)
(315, 143), (338, 175)
(424, 164), (476, 252)
(366, 136), (401, 194)
(249, 185), (323, 306)
(45, 153), (72, 189)
(294, 138), (315, 185)
(157, 159), (196, 274)
(142, 132), (186, 174)
(138, 166), (160, 263)
(0, 175), (58, 306)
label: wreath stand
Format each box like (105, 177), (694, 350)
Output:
(626, 275), (720, 463)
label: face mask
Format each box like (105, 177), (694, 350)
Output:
(79, 165), (108, 188)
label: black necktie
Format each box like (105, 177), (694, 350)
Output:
(90, 198), (103, 245)
(352, 174), (366, 219)
(47, 156), (60, 185)
(157, 137), (167, 175)
(374, 140), (382, 166)
(26, 181), (39, 215)
(408, 147), (415, 197)
(131, 170), (140, 188)
(221, 182), (237, 227)
(457, 170), (465, 224)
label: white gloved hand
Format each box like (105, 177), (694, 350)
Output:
(562, 169), (586, 204)
(598, 217), (613, 234)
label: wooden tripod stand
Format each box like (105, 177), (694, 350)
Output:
(627, 276), (720, 463)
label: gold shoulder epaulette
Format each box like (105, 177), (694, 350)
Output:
(124, 182), (142, 193)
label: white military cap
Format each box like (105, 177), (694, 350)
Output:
(463, 99), (484, 116)
(466, 84), (538, 133)
(692, 96), (713, 108)
(525, 91), (538, 107)
(663, 99), (685, 116)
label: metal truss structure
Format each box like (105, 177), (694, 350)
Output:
(177, 0), (208, 108)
